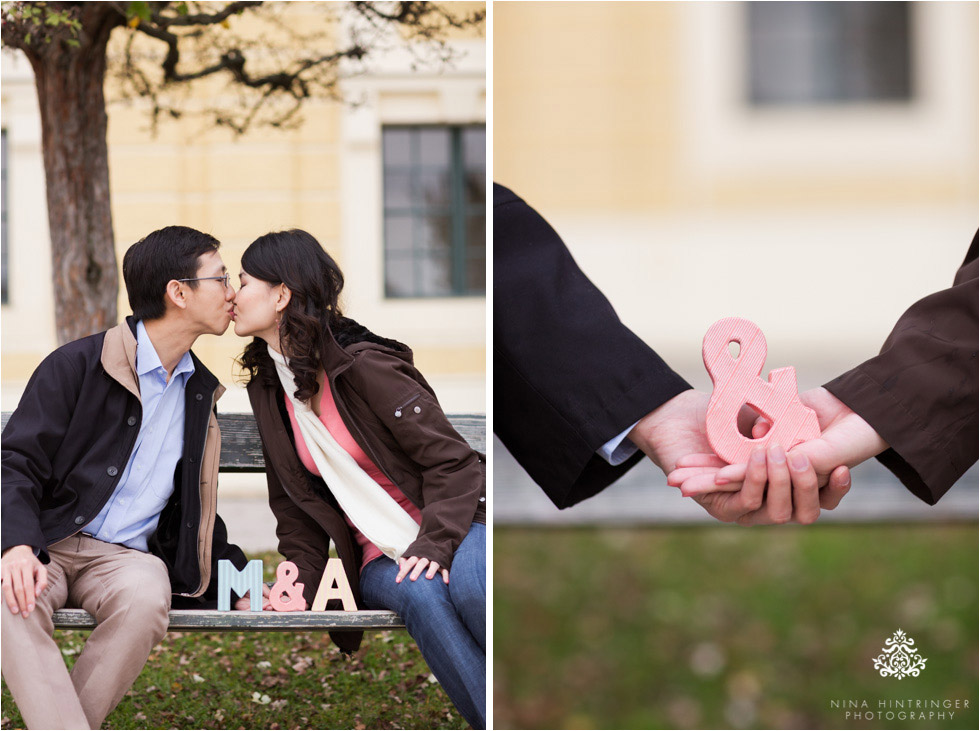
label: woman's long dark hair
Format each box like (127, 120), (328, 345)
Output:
(238, 229), (345, 403)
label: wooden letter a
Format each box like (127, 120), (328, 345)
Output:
(311, 558), (356, 612)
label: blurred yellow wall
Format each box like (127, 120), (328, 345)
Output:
(494, 1), (978, 388)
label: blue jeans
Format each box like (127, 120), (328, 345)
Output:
(360, 523), (486, 729)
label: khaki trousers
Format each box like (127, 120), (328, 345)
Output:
(1, 535), (171, 730)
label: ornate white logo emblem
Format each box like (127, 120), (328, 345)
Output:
(873, 629), (927, 679)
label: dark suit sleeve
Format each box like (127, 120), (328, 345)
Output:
(1, 349), (83, 561)
(824, 232), (978, 504)
(493, 184), (691, 508)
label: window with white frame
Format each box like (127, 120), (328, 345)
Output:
(382, 125), (485, 298)
(746, 1), (912, 105)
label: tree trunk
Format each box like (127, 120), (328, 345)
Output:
(27, 6), (124, 344)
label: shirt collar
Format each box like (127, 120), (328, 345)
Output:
(136, 320), (196, 382)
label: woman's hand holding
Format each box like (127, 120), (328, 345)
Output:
(396, 556), (449, 584)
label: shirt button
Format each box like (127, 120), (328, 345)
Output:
(414, 406), (421, 414)
(74, 516), (85, 525)
(395, 410), (402, 418)
(107, 466), (118, 476)
(127, 416), (137, 426)
(479, 497), (486, 502)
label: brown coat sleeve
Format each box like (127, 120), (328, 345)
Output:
(824, 232), (978, 504)
(349, 349), (485, 570)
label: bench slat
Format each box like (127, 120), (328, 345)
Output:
(52, 608), (404, 631)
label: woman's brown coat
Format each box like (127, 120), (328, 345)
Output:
(246, 319), (485, 651)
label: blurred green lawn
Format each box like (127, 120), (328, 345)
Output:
(494, 524), (977, 730)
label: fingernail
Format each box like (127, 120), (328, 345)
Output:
(768, 444), (786, 464)
(27, 603), (34, 612)
(789, 452), (808, 470)
(715, 477), (729, 485)
(751, 448), (766, 464)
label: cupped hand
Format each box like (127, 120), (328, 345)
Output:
(396, 556), (449, 585)
(666, 388), (887, 524)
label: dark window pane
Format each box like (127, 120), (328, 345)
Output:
(747, 1), (911, 105)
(418, 169), (451, 207)
(466, 256), (485, 295)
(463, 127), (486, 168)
(466, 214), (485, 254)
(418, 128), (450, 167)
(384, 170), (412, 208)
(420, 215), (452, 254)
(382, 124), (486, 298)
(465, 170), (485, 207)
(384, 216), (414, 253)
(417, 253), (452, 296)
(383, 128), (412, 166)
(385, 256), (416, 298)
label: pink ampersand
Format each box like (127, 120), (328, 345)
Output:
(270, 561), (307, 612)
(702, 317), (820, 465)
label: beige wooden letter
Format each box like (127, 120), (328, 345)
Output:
(311, 558), (357, 612)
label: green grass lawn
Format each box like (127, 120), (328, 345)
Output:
(494, 524), (978, 730)
(1, 553), (466, 730)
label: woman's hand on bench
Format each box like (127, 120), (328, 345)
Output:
(234, 583), (273, 611)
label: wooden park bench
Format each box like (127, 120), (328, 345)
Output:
(0, 411), (486, 633)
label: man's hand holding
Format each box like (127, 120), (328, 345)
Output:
(1, 545), (48, 618)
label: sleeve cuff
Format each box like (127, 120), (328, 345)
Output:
(597, 421), (640, 466)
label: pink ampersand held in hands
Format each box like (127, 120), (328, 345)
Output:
(702, 317), (820, 465)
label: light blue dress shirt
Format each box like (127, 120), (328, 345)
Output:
(83, 320), (195, 552)
(598, 421), (640, 466)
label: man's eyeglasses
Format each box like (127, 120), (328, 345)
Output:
(177, 274), (231, 289)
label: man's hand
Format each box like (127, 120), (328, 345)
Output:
(628, 389), (713, 475)
(666, 388), (888, 524)
(1, 545), (48, 618)
(234, 583), (272, 611)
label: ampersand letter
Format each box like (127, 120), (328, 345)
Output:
(270, 561), (307, 612)
(703, 317), (820, 464)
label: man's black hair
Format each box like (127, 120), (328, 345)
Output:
(122, 226), (221, 321)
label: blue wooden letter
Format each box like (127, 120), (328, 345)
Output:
(217, 559), (264, 611)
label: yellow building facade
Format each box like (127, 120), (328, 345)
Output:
(495, 1), (978, 390)
(2, 3), (486, 413)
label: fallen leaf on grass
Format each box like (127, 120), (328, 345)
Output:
(291, 659), (310, 673)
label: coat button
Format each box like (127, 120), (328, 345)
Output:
(107, 466), (118, 476)
(127, 416), (137, 426)
(479, 497), (486, 502)
(414, 406), (421, 414)
(186, 522), (193, 529)
(196, 393), (203, 401)
(190, 456), (196, 463)
(74, 516), (85, 525)
(395, 410), (402, 418)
